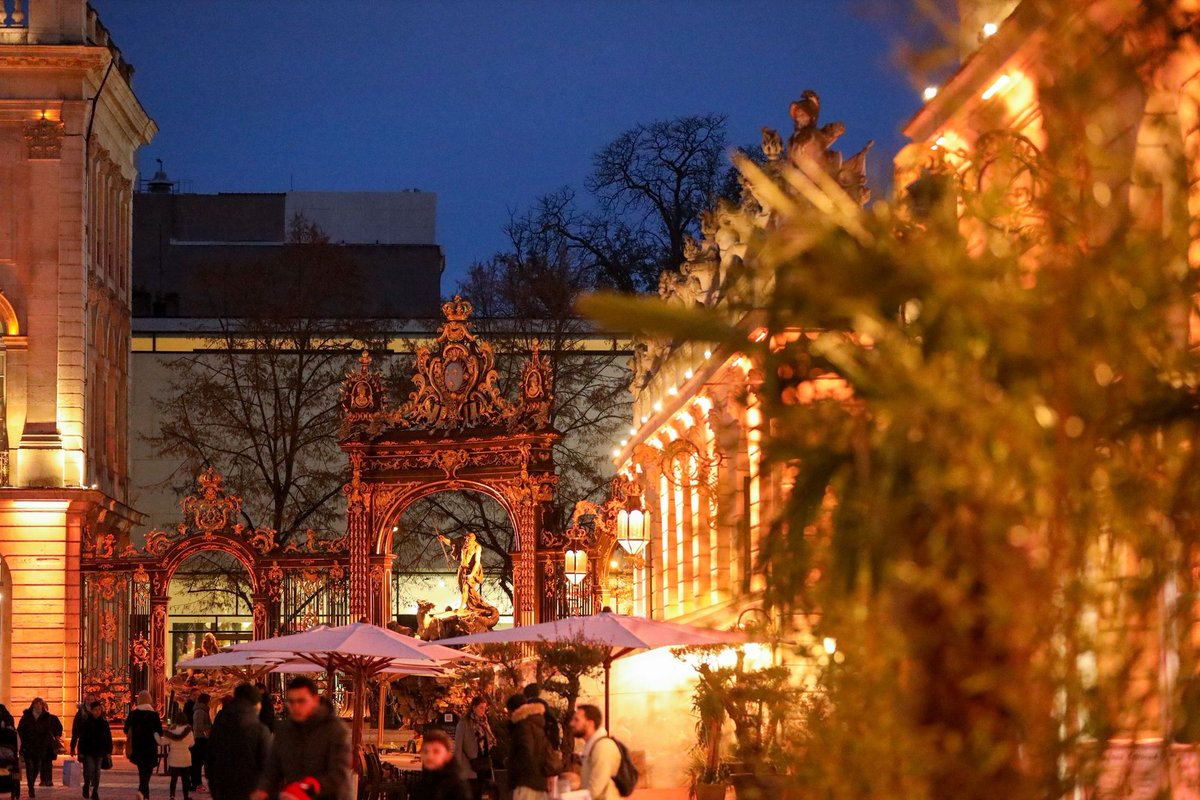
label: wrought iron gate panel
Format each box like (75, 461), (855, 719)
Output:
(80, 569), (137, 720)
(280, 566), (350, 634)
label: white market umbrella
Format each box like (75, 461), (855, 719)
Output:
(226, 622), (443, 749)
(176, 650), (298, 683)
(437, 610), (749, 723)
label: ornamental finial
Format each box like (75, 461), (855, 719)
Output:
(441, 295), (473, 322)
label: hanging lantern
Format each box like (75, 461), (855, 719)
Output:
(564, 548), (589, 585)
(616, 505), (649, 556)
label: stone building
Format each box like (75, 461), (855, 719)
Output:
(0, 0), (155, 712)
(132, 182), (444, 319)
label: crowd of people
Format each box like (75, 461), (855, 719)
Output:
(0, 680), (627, 800)
(426, 685), (626, 800)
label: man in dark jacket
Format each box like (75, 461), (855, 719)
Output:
(253, 677), (351, 800)
(75, 702), (113, 800)
(36, 708), (61, 787)
(506, 696), (560, 799)
(207, 684), (270, 800)
(410, 729), (469, 800)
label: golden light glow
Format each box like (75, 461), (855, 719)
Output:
(10, 500), (70, 511)
(982, 73), (1012, 100)
(923, 86), (939, 101)
(0, 292), (20, 336)
(982, 21), (998, 37)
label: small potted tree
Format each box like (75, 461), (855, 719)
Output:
(675, 644), (796, 800)
(689, 659), (731, 800)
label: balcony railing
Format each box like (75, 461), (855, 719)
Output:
(1, 0), (26, 29)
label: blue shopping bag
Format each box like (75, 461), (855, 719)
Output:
(62, 758), (79, 788)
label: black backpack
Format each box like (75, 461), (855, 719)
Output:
(605, 736), (639, 797)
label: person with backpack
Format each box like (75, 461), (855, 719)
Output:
(569, 705), (635, 800)
(75, 701), (113, 800)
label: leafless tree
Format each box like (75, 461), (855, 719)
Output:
(147, 216), (384, 546)
(587, 112), (728, 275)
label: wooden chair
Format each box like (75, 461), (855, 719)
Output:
(359, 749), (408, 800)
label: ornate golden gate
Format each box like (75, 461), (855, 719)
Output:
(338, 296), (560, 627)
(80, 469), (350, 716)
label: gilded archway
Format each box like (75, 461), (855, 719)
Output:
(339, 296), (559, 630)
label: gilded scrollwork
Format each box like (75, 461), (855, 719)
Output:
(247, 527), (277, 555)
(143, 528), (171, 557)
(82, 668), (131, 721)
(183, 467), (243, 538)
(130, 633), (150, 668)
(341, 351), (387, 424)
(962, 130), (1046, 242)
(428, 449), (469, 477)
(393, 296), (513, 430)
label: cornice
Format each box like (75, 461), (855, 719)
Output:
(0, 44), (108, 72)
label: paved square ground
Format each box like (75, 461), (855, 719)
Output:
(12, 761), (181, 800)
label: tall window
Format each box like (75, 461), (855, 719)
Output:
(0, 348), (9, 486)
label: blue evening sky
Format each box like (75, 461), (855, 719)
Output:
(94, 1), (921, 290)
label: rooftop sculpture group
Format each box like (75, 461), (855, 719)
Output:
(636, 91), (873, 394)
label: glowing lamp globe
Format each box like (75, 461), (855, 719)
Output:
(565, 549), (589, 585)
(616, 507), (648, 556)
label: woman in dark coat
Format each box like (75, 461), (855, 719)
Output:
(123, 692), (163, 800)
(75, 702), (112, 800)
(506, 697), (560, 796)
(16, 700), (53, 798)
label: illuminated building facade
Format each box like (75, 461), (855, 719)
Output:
(0, 0), (155, 713)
